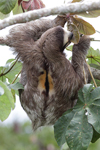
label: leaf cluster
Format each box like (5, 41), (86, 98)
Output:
(0, 0), (45, 17)
(18, 0), (45, 12)
(0, 59), (23, 121)
(54, 84), (100, 150)
(87, 47), (100, 86)
(65, 0), (100, 44)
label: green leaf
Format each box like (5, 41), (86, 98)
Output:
(54, 84), (100, 149)
(73, 88), (85, 111)
(0, 80), (15, 121)
(67, 23), (79, 44)
(82, 84), (93, 94)
(9, 82), (24, 90)
(92, 99), (100, 106)
(74, 84), (95, 111)
(90, 64), (100, 70)
(0, 86), (4, 96)
(90, 87), (100, 102)
(0, 0), (17, 14)
(78, 88), (85, 103)
(65, 110), (93, 150)
(0, 12), (10, 19)
(72, 0), (82, 2)
(0, 59), (22, 84)
(73, 99), (84, 111)
(54, 110), (75, 147)
(76, 84), (93, 104)
(0, 94), (12, 121)
(82, 84), (93, 104)
(91, 128), (100, 143)
(13, 1), (23, 15)
(78, 10), (100, 18)
(66, 45), (73, 51)
(87, 47), (100, 65)
(71, 16), (96, 35)
(87, 105), (100, 133)
(11, 89), (16, 102)
(91, 79), (100, 87)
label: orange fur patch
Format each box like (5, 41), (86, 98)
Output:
(38, 70), (54, 94)
(48, 73), (54, 91)
(38, 70), (46, 91)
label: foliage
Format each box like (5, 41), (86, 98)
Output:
(18, 0), (45, 12)
(54, 84), (100, 150)
(0, 80), (15, 121)
(87, 47), (100, 65)
(0, 59), (22, 121)
(0, 123), (59, 150)
(0, 0), (45, 16)
(0, 0), (17, 14)
(67, 15), (96, 44)
(0, 122), (100, 150)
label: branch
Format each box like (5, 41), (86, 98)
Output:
(0, 0), (100, 30)
(91, 38), (100, 42)
(11, 70), (22, 84)
(86, 63), (97, 87)
(91, 67), (100, 81)
(96, 30), (100, 34)
(0, 59), (18, 77)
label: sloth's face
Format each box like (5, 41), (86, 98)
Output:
(39, 26), (73, 52)
(63, 28), (73, 50)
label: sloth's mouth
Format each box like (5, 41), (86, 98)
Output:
(64, 41), (71, 49)
(62, 41), (71, 52)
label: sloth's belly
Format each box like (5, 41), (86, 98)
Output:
(37, 70), (55, 96)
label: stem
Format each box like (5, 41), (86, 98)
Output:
(96, 30), (100, 34)
(66, 47), (72, 51)
(86, 61), (97, 88)
(0, 59), (18, 77)
(83, 66), (87, 84)
(91, 38), (100, 42)
(87, 56), (100, 65)
(21, 3), (25, 13)
(11, 70), (22, 84)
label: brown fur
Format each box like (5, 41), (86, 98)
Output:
(1, 18), (90, 130)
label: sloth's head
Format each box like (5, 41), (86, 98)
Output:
(39, 26), (73, 52)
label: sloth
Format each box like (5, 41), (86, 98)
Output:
(0, 17), (90, 130)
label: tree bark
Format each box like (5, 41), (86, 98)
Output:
(0, 0), (100, 29)
(90, 67), (100, 81)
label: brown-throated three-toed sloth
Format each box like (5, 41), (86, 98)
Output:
(1, 16), (90, 130)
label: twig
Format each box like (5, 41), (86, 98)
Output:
(86, 61), (97, 88)
(96, 30), (100, 34)
(0, 59), (18, 77)
(21, 3), (25, 13)
(11, 70), (22, 84)
(91, 38), (100, 42)
(66, 48), (72, 51)
(83, 66), (87, 84)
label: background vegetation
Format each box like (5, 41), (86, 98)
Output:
(0, 122), (100, 150)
